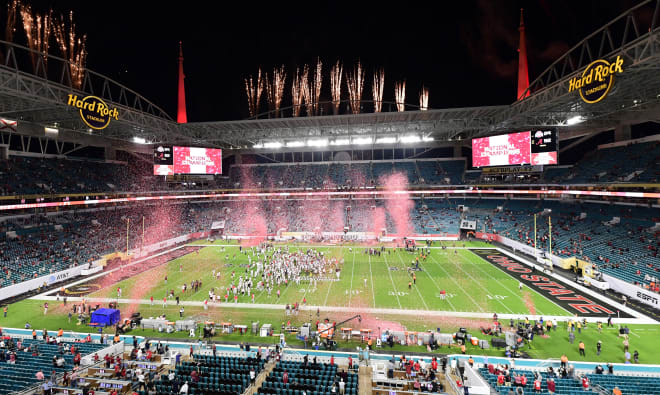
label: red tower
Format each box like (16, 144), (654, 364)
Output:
(517, 8), (530, 100)
(177, 41), (187, 123)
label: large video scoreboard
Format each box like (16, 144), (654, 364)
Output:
(472, 130), (558, 167)
(153, 146), (222, 175)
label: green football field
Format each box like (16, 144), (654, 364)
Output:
(87, 241), (568, 316)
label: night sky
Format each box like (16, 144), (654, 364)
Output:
(28, 0), (649, 122)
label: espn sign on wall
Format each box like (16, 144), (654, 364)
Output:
(173, 146), (222, 174)
(472, 131), (531, 167)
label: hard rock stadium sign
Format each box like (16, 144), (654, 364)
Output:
(568, 55), (624, 104)
(67, 94), (119, 130)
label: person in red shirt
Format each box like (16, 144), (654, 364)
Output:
(521, 375), (528, 387)
(330, 355), (334, 365)
(431, 359), (438, 372)
(582, 376), (589, 390)
(414, 360), (420, 372)
(534, 378), (541, 393)
(93, 353), (99, 363)
(348, 356), (352, 369)
(497, 373), (505, 386)
(146, 350), (152, 361)
(113, 363), (120, 377)
(405, 363), (412, 378)
(282, 370), (289, 384)
(547, 378), (555, 394)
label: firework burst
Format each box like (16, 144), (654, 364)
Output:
(52, 11), (87, 89)
(291, 67), (304, 117)
(244, 68), (264, 118)
(372, 68), (385, 113)
(266, 65), (286, 117)
(20, 4), (51, 71)
(346, 61), (365, 114)
(330, 61), (343, 115)
(419, 85), (429, 111)
(301, 64), (313, 116)
(6, 0), (19, 43)
(311, 58), (322, 115)
(395, 81), (406, 112)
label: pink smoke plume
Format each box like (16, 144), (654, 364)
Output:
(239, 167), (267, 246)
(371, 206), (386, 235)
(381, 172), (414, 238)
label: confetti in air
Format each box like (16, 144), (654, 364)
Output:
(372, 69), (385, 113)
(395, 81), (406, 112)
(330, 61), (343, 115)
(419, 85), (429, 111)
(266, 65), (286, 117)
(346, 61), (365, 114)
(244, 68), (264, 118)
(52, 11), (87, 89)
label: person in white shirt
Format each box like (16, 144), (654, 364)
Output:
(179, 381), (189, 394)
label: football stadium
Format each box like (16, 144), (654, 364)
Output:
(0, 1), (659, 394)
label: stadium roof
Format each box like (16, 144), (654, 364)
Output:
(0, 0), (658, 151)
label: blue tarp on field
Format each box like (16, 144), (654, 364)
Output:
(90, 308), (120, 327)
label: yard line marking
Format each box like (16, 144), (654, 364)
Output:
(458, 251), (547, 315)
(348, 248), (356, 308)
(391, 250), (429, 310)
(446, 253), (513, 314)
(428, 252), (485, 312)
(322, 246), (340, 306)
(368, 252), (385, 308)
(469, 249), (573, 317)
(406, 251), (456, 311)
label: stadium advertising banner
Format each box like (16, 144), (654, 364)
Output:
(173, 146), (222, 174)
(482, 165), (543, 175)
(472, 131), (531, 167)
(568, 55), (624, 104)
(67, 95), (119, 130)
(471, 249), (631, 317)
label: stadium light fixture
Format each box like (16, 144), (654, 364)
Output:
(400, 135), (421, 143)
(330, 139), (350, 146)
(263, 141), (283, 149)
(376, 137), (397, 144)
(422, 136), (435, 142)
(307, 139), (329, 147)
(132, 137), (147, 144)
(566, 115), (585, 125)
(286, 141), (305, 147)
(253, 143), (264, 149)
(44, 127), (59, 136)
(353, 137), (373, 145)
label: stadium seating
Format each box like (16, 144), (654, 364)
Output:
(586, 373), (660, 395)
(0, 337), (106, 393)
(257, 360), (358, 395)
(478, 367), (585, 395)
(153, 354), (264, 395)
(563, 141), (660, 184)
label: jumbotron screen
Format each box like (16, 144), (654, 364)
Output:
(153, 146), (222, 175)
(472, 130), (558, 167)
(531, 129), (559, 165)
(472, 131), (531, 167)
